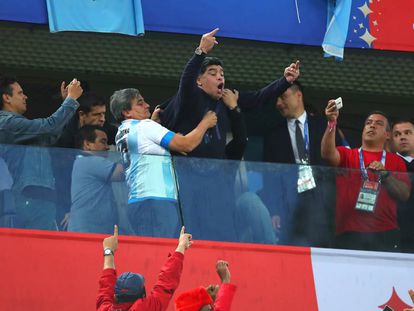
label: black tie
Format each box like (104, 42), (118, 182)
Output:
(295, 119), (306, 161)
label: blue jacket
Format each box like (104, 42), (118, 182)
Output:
(0, 97), (79, 192)
(0, 97), (79, 146)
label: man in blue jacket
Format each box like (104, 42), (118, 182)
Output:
(0, 76), (83, 230)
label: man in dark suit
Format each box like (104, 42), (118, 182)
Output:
(391, 120), (414, 253)
(261, 81), (340, 247)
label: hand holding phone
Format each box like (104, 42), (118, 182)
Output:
(335, 97), (343, 110)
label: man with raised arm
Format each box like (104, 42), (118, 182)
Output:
(160, 28), (300, 160)
(0, 76), (83, 145)
(97, 225), (192, 311)
(175, 260), (236, 311)
(0, 76), (83, 230)
(158, 29), (299, 242)
(321, 100), (410, 251)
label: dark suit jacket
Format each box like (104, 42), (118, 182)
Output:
(259, 115), (342, 246)
(398, 158), (414, 251)
(263, 114), (335, 166)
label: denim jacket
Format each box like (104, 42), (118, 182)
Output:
(0, 97), (79, 192)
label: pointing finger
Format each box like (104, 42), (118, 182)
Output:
(180, 226), (185, 236)
(208, 28), (220, 36)
(114, 224), (118, 237)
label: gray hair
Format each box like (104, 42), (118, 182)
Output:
(110, 88), (141, 122)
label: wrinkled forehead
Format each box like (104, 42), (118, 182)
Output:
(205, 65), (224, 74)
(89, 104), (106, 113)
(365, 114), (388, 124)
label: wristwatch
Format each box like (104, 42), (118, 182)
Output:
(230, 106), (241, 113)
(103, 248), (114, 256)
(195, 46), (205, 55)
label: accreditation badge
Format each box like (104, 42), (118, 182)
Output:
(355, 180), (380, 213)
(297, 164), (316, 193)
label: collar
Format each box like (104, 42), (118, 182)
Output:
(287, 111), (307, 126)
(397, 152), (414, 163)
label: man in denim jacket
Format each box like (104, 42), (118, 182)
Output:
(0, 76), (83, 230)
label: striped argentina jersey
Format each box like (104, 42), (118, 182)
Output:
(115, 119), (177, 203)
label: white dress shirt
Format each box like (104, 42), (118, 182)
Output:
(397, 152), (414, 163)
(287, 111), (308, 164)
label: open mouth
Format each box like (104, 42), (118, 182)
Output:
(217, 83), (224, 91)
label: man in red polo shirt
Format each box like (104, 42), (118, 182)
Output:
(321, 100), (410, 251)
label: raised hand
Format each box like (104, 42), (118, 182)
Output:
(216, 260), (231, 283)
(222, 89), (239, 110)
(202, 110), (218, 128)
(103, 225), (119, 253)
(199, 28), (220, 54)
(325, 99), (339, 122)
(284, 60), (300, 83)
(176, 226), (193, 254)
(67, 78), (83, 100)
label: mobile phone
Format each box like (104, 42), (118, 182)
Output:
(335, 97), (343, 110)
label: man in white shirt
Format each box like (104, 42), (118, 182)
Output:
(392, 119), (414, 252)
(262, 81), (341, 247)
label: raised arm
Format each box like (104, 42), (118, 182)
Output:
(168, 111), (217, 153)
(96, 225), (119, 311)
(321, 100), (341, 167)
(102, 225), (118, 269)
(160, 29), (219, 129)
(238, 61), (300, 110)
(146, 227), (192, 309)
(214, 260), (237, 311)
(3, 79), (83, 143)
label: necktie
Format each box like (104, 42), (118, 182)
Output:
(295, 119), (306, 161)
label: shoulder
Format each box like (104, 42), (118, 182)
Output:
(337, 146), (356, 160)
(386, 152), (407, 171)
(267, 121), (289, 139)
(0, 111), (21, 121)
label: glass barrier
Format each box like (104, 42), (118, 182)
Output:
(0, 143), (412, 254)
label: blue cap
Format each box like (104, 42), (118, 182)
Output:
(115, 272), (146, 302)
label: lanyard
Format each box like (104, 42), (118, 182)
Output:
(358, 148), (386, 180)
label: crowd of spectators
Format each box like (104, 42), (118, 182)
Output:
(0, 28), (413, 256)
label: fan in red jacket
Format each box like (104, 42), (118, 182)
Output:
(97, 225), (193, 311)
(174, 260), (236, 311)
